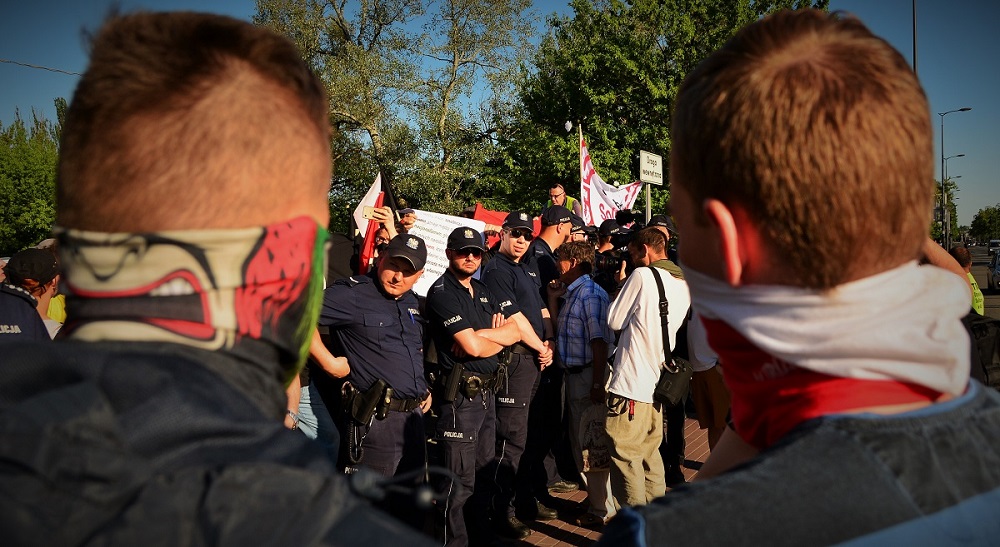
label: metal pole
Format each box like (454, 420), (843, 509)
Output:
(940, 114), (946, 245)
(645, 182), (651, 223)
(938, 108), (972, 246)
(912, 0), (918, 75)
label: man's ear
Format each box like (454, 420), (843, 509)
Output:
(703, 199), (763, 287)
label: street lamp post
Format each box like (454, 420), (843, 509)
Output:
(944, 153), (965, 181)
(942, 155), (964, 238)
(939, 107), (971, 246)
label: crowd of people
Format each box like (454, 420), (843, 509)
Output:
(2, 7), (999, 547)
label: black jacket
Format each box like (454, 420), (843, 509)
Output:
(0, 340), (433, 546)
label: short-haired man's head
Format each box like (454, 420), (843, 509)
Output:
(628, 227), (667, 256)
(948, 245), (972, 270)
(671, 9), (932, 289)
(58, 12), (332, 232)
(549, 183), (567, 204)
(556, 240), (595, 274)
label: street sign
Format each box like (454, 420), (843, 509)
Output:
(639, 150), (663, 186)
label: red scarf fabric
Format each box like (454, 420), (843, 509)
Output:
(704, 317), (942, 449)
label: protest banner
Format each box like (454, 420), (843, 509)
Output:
(407, 210), (486, 297)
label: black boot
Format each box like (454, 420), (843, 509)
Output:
(494, 515), (532, 539)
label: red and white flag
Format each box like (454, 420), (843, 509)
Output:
(579, 138), (643, 226)
(353, 174), (385, 275)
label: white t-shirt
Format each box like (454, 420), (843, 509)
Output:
(607, 266), (690, 403)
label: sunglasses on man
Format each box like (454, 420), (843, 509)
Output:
(453, 248), (484, 259)
(506, 228), (534, 241)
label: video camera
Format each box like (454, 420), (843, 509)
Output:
(593, 210), (645, 275)
(615, 209), (645, 230)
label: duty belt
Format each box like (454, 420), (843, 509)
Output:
(510, 342), (535, 355)
(385, 394), (427, 412)
(461, 370), (497, 388)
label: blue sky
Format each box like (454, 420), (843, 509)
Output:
(2, 0), (997, 226)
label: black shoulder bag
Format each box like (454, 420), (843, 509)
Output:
(650, 267), (693, 406)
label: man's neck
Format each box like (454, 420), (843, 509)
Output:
(35, 291), (54, 320)
(646, 253), (668, 266)
(501, 249), (521, 263)
(563, 269), (585, 287)
(538, 230), (562, 251)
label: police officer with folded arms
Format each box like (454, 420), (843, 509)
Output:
(480, 211), (555, 539)
(318, 234), (431, 481)
(425, 227), (520, 547)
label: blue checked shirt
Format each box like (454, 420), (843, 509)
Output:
(556, 274), (615, 369)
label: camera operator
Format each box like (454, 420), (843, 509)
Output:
(605, 227), (691, 507)
(592, 219), (631, 300)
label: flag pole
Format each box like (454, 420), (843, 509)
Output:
(578, 123), (585, 223)
(578, 122), (584, 188)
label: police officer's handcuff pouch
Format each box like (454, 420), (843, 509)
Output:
(374, 385), (394, 420)
(459, 374), (484, 400)
(498, 347), (513, 366)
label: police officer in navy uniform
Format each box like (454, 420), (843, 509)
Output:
(1, 250), (56, 342)
(425, 227), (520, 547)
(521, 206), (579, 514)
(480, 211), (555, 539)
(318, 234), (431, 481)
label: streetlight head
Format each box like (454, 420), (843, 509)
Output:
(959, 107), (972, 112)
(564, 121), (573, 132)
(957, 154), (965, 157)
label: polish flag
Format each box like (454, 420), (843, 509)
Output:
(354, 174), (385, 275)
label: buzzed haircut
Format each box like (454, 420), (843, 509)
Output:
(58, 11), (330, 231)
(948, 246), (972, 269)
(556, 240), (596, 273)
(629, 227), (667, 254)
(671, 9), (932, 289)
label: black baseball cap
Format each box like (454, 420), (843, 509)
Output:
(383, 234), (427, 270)
(5, 248), (59, 286)
(447, 227), (486, 251)
(599, 219), (625, 237)
(570, 213), (586, 233)
(503, 211), (534, 231)
(540, 205), (572, 226)
(648, 214), (678, 235)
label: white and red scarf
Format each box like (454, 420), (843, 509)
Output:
(684, 261), (970, 449)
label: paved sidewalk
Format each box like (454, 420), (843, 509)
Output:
(497, 417), (710, 547)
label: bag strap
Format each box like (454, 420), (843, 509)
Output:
(647, 266), (674, 369)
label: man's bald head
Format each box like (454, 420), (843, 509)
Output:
(57, 12), (332, 232)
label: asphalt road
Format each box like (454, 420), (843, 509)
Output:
(969, 245), (999, 320)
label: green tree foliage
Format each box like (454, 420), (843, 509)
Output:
(392, 0), (535, 215)
(0, 108), (60, 257)
(255, 0), (423, 232)
(254, 0), (535, 232)
(970, 203), (1000, 243)
(501, 0), (828, 216)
